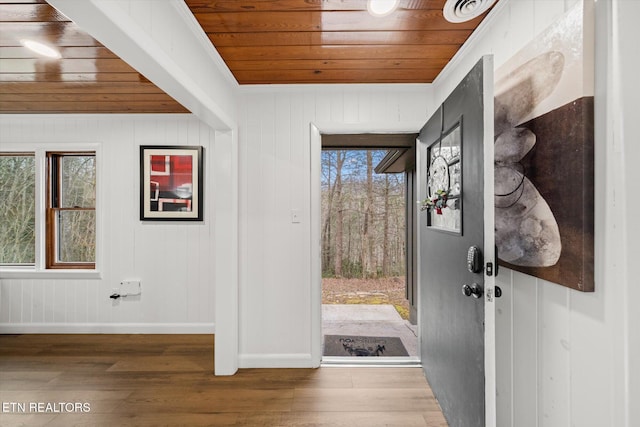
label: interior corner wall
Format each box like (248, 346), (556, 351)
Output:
(431, 0), (634, 426)
(617, 1), (640, 424)
(236, 85), (430, 367)
(0, 114), (230, 333)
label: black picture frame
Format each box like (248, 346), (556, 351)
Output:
(426, 121), (462, 234)
(139, 145), (204, 221)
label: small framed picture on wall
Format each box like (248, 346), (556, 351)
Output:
(140, 145), (204, 221)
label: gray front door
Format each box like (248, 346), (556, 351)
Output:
(418, 57), (492, 427)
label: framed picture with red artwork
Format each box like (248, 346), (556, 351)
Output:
(139, 145), (203, 221)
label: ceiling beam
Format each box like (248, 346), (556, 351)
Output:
(47, 0), (238, 130)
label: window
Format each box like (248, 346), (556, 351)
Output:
(0, 153), (36, 265)
(46, 152), (96, 269)
(0, 149), (97, 273)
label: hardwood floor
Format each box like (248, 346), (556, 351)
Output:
(0, 334), (447, 426)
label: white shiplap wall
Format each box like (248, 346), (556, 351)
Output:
(0, 114), (232, 333)
(432, 0), (633, 426)
(236, 85), (431, 366)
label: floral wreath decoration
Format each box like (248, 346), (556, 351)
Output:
(419, 189), (449, 215)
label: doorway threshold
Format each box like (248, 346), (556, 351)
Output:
(322, 356), (421, 368)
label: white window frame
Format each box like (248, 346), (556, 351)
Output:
(0, 143), (101, 279)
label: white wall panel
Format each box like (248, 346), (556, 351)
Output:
(619, 0), (640, 424)
(495, 269), (513, 427)
(0, 114), (226, 333)
(237, 85), (430, 366)
(512, 273), (538, 426)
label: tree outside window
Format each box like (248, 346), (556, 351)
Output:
(46, 152), (96, 268)
(0, 154), (36, 265)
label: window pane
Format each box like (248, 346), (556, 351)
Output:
(0, 155), (35, 264)
(57, 210), (95, 263)
(61, 156), (95, 208)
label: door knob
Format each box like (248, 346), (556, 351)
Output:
(462, 283), (483, 299)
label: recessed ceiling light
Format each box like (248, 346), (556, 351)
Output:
(20, 39), (61, 59)
(443, 0), (498, 23)
(367, 0), (398, 17)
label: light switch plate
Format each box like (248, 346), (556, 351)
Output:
(291, 209), (301, 223)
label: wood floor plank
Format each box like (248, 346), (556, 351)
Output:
(0, 334), (448, 426)
(227, 368), (354, 389)
(350, 367), (437, 391)
(0, 413), (57, 427)
(292, 388), (441, 412)
(106, 355), (211, 372)
(0, 371), (61, 390)
(42, 413), (241, 427)
(121, 388), (295, 413)
(0, 356), (119, 372)
(279, 411), (432, 426)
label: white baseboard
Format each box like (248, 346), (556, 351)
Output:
(238, 353), (319, 369)
(0, 323), (215, 334)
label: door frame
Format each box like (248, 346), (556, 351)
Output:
(309, 121), (425, 366)
(481, 56), (497, 427)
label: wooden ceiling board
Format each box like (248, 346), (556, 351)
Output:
(1, 92), (180, 102)
(0, 1), (188, 114)
(193, 11), (482, 33)
(1, 2), (68, 21)
(225, 58), (450, 70)
(1, 58), (138, 73)
(0, 74), (157, 83)
(232, 68), (442, 84)
(1, 100), (188, 113)
(186, 0), (497, 85)
(209, 30), (473, 47)
(1, 82), (173, 94)
(0, 22), (103, 47)
(217, 44), (459, 60)
(186, 0), (447, 13)
(0, 46), (119, 59)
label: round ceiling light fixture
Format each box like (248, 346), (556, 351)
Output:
(367, 0), (398, 17)
(443, 0), (498, 23)
(20, 39), (61, 59)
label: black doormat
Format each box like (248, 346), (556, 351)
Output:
(323, 335), (409, 357)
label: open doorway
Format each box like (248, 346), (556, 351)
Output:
(320, 133), (419, 363)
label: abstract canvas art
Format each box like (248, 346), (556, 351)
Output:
(494, 1), (594, 291)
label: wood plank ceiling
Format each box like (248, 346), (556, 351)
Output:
(0, 0), (188, 113)
(187, 0), (494, 84)
(0, 0), (498, 113)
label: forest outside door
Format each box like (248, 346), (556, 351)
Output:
(418, 56), (496, 427)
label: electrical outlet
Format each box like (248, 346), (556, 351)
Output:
(120, 280), (141, 296)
